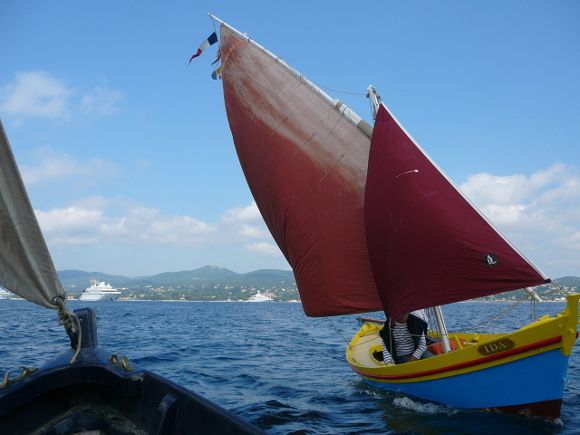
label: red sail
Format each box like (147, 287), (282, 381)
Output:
(219, 25), (382, 316)
(365, 105), (548, 320)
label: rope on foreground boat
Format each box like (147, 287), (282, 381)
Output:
(540, 282), (568, 299)
(350, 334), (382, 349)
(0, 366), (37, 389)
(473, 299), (525, 333)
(53, 296), (82, 364)
(327, 317), (352, 346)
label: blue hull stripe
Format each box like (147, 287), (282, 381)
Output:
(366, 349), (569, 408)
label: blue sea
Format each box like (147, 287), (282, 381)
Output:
(1, 299), (579, 434)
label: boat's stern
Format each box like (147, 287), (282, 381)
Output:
(346, 319), (385, 369)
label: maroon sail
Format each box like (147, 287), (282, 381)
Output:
(365, 104), (549, 320)
(219, 24), (382, 316)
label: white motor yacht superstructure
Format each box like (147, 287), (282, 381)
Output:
(79, 280), (122, 301)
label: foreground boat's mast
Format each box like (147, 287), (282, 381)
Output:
(432, 307), (451, 353)
(366, 87), (452, 354)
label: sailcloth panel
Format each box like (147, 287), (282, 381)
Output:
(219, 24), (382, 316)
(0, 121), (64, 308)
(365, 105), (548, 320)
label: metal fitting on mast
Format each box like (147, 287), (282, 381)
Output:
(525, 287), (542, 320)
(367, 85), (382, 120)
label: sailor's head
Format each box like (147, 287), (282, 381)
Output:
(396, 313), (409, 324)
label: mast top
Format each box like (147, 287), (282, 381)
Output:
(367, 85), (382, 120)
(208, 13), (224, 25)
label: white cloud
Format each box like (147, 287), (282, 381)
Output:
(239, 224), (269, 238)
(245, 242), (283, 257)
(36, 199), (282, 267)
(0, 71), (72, 119)
(80, 87), (123, 115)
(37, 206), (103, 232)
(220, 201), (275, 241)
(52, 236), (99, 245)
(221, 201), (261, 223)
(460, 163), (580, 276)
(0, 71), (123, 122)
(127, 207), (214, 246)
(37, 203), (215, 247)
(21, 148), (119, 185)
(36, 206), (104, 245)
(480, 204), (526, 225)
(556, 232), (580, 251)
(460, 163), (567, 206)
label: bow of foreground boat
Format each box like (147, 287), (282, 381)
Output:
(346, 294), (580, 419)
(0, 309), (262, 435)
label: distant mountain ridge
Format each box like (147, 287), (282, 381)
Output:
(58, 269), (129, 285)
(553, 276), (580, 288)
(57, 267), (579, 302)
(58, 265), (296, 295)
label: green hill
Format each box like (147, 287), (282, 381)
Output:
(58, 267), (577, 302)
(553, 276), (580, 288)
(58, 266), (297, 300)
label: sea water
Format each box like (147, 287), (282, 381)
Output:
(1, 300), (578, 434)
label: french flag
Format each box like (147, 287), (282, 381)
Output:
(189, 32), (218, 63)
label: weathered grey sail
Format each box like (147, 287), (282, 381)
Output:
(0, 120), (64, 308)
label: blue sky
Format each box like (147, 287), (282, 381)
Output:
(1, 1), (579, 277)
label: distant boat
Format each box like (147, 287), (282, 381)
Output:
(246, 291), (274, 302)
(79, 280), (122, 301)
(212, 15), (579, 419)
(0, 288), (12, 299)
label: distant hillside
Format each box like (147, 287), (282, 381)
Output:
(57, 266), (297, 299)
(553, 276), (580, 288)
(476, 276), (580, 301)
(58, 270), (131, 290)
(147, 265), (241, 286)
(57, 267), (577, 302)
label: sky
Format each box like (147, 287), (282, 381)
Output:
(1, 1), (579, 278)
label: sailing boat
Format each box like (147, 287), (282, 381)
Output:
(211, 15), (579, 419)
(0, 121), (261, 433)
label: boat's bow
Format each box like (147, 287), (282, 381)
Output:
(0, 308), (263, 434)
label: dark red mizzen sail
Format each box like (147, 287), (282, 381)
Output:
(219, 24), (382, 316)
(365, 104), (549, 320)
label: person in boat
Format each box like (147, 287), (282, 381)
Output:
(379, 309), (434, 364)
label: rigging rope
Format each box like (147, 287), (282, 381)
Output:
(328, 317), (351, 346)
(473, 299), (525, 333)
(53, 296), (82, 364)
(539, 282), (567, 299)
(317, 84), (367, 97)
(351, 334), (382, 349)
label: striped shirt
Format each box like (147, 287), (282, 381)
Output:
(382, 320), (427, 364)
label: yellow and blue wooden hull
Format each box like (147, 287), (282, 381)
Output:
(346, 294), (579, 419)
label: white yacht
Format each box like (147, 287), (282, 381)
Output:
(246, 291), (274, 302)
(79, 280), (122, 301)
(0, 288), (12, 299)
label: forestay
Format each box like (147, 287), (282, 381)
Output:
(219, 23), (382, 316)
(0, 120), (65, 309)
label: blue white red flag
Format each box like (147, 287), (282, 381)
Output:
(189, 32), (218, 63)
